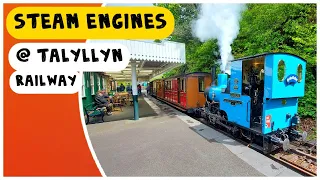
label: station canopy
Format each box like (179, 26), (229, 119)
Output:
(87, 40), (186, 81)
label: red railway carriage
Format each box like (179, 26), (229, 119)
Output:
(150, 72), (212, 111)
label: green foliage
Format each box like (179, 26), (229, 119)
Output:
(158, 3), (317, 119)
(298, 66), (317, 118)
(233, 4), (317, 119)
(157, 3), (199, 43)
(187, 39), (219, 72)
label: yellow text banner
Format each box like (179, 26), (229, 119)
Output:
(6, 7), (174, 39)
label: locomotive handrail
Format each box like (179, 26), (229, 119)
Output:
(246, 101), (249, 122)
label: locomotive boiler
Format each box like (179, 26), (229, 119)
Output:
(194, 52), (308, 154)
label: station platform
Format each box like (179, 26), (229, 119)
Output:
(86, 94), (302, 177)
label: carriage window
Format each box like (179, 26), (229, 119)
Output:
(297, 64), (302, 82)
(180, 79), (185, 92)
(182, 79), (184, 91)
(278, 60), (285, 81)
(198, 77), (205, 92)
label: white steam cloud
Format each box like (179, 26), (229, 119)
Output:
(193, 4), (246, 73)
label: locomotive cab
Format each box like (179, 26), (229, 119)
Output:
(230, 53), (306, 136)
(260, 53), (306, 135)
(242, 56), (265, 132)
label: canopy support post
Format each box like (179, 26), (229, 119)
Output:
(131, 60), (139, 120)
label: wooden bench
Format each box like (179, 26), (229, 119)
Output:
(112, 95), (123, 111)
(84, 103), (105, 124)
(117, 92), (130, 106)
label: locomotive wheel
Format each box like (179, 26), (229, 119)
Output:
(231, 126), (239, 137)
(239, 130), (243, 138)
(208, 114), (216, 125)
(219, 110), (228, 121)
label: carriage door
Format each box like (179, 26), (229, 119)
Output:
(180, 78), (187, 108)
(177, 78), (181, 103)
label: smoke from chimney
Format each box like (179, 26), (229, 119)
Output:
(192, 3), (246, 73)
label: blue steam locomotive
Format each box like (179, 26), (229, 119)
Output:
(193, 52), (308, 154)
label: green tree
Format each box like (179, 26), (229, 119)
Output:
(233, 4), (317, 119)
(158, 3), (221, 77)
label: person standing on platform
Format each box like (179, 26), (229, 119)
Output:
(146, 83), (150, 95)
(120, 83), (125, 92)
(126, 83), (132, 94)
(137, 84), (142, 95)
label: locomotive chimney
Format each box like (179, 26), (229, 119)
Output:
(211, 65), (216, 86)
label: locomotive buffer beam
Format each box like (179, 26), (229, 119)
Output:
(289, 129), (308, 143)
(270, 135), (290, 151)
(269, 128), (308, 152)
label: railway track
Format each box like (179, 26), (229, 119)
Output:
(150, 95), (317, 176)
(270, 141), (317, 176)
